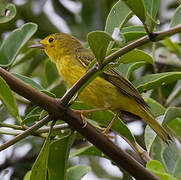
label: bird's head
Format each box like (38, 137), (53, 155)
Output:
(29, 33), (82, 62)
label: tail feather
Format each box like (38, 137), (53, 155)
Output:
(141, 109), (172, 143)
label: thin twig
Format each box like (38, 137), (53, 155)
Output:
(0, 116), (52, 151)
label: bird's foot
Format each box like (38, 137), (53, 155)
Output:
(101, 112), (119, 138)
(73, 107), (107, 128)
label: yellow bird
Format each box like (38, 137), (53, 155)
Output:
(30, 33), (171, 142)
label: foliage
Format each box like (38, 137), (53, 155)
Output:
(1, 0), (181, 179)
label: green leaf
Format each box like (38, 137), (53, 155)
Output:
(144, 116), (163, 152)
(66, 165), (91, 180)
(41, 90), (56, 98)
(117, 62), (146, 78)
(48, 133), (76, 180)
(22, 114), (40, 125)
(145, 107), (181, 152)
(45, 60), (59, 86)
(164, 38), (180, 55)
(0, 104), (10, 121)
(144, 97), (166, 117)
(121, 26), (146, 42)
(87, 31), (113, 65)
(168, 118), (181, 137)
(144, 0), (160, 31)
(23, 170), (31, 180)
(118, 49), (154, 65)
(133, 72), (181, 93)
(170, 4), (181, 28)
(150, 137), (164, 163)
(173, 157), (181, 178)
(0, 76), (19, 119)
(162, 107), (181, 126)
(50, 82), (67, 98)
(161, 142), (179, 174)
(146, 160), (177, 180)
(0, 3), (16, 23)
(0, 23), (38, 67)
(144, 0), (160, 21)
(12, 73), (43, 90)
(70, 146), (103, 158)
(161, 107), (181, 138)
(71, 102), (136, 145)
(122, 0), (146, 23)
(147, 160), (165, 173)
(30, 137), (51, 180)
(105, 0), (132, 35)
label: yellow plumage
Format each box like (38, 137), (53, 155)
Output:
(32, 33), (171, 142)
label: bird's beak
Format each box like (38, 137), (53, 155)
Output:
(29, 43), (46, 49)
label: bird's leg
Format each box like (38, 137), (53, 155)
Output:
(102, 112), (119, 138)
(73, 107), (108, 128)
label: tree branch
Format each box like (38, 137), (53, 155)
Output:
(0, 67), (158, 180)
(1, 26), (180, 179)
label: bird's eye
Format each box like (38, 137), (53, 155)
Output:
(48, 37), (54, 43)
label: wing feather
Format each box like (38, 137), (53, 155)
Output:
(75, 47), (148, 108)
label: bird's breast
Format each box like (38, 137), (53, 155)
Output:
(56, 56), (85, 87)
(55, 56), (137, 111)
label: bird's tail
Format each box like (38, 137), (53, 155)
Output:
(141, 108), (172, 143)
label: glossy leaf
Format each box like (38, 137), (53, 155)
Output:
(162, 107), (181, 126)
(0, 23), (38, 67)
(161, 142), (179, 174)
(164, 38), (180, 55)
(150, 137), (164, 163)
(145, 107), (181, 152)
(67, 165), (91, 180)
(146, 160), (177, 180)
(144, 116), (163, 152)
(173, 157), (181, 178)
(30, 136), (51, 180)
(0, 104), (10, 121)
(0, 76), (19, 119)
(12, 73), (43, 90)
(122, 0), (146, 23)
(133, 72), (181, 93)
(144, 0), (160, 31)
(170, 4), (181, 28)
(0, 3), (16, 23)
(22, 114), (40, 125)
(50, 82), (67, 98)
(168, 118), (181, 137)
(118, 49), (153, 65)
(48, 133), (76, 180)
(121, 26), (146, 42)
(105, 0), (132, 35)
(117, 62), (146, 78)
(45, 60), (59, 86)
(23, 170), (31, 180)
(40, 90), (56, 98)
(87, 31), (113, 64)
(70, 146), (103, 158)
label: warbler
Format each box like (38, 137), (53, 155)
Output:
(30, 33), (171, 142)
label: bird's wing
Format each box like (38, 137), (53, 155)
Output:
(100, 68), (148, 108)
(76, 48), (148, 108)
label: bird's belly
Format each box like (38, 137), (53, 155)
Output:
(56, 60), (140, 113)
